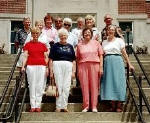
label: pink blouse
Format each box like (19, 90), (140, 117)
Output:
(76, 40), (103, 63)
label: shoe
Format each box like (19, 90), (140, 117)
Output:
(116, 101), (123, 112)
(63, 109), (69, 112)
(82, 108), (88, 112)
(55, 108), (61, 112)
(92, 108), (98, 113)
(30, 108), (35, 112)
(35, 108), (41, 112)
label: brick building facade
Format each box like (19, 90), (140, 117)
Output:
(0, 0), (150, 53)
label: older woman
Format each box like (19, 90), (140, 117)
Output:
(100, 25), (134, 112)
(22, 27), (48, 112)
(49, 28), (76, 112)
(55, 18), (78, 48)
(85, 15), (100, 42)
(76, 28), (103, 112)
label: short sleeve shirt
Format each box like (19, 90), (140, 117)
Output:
(49, 42), (76, 62)
(76, 40), (103, 63)
(15, 29), (30, 45)
(102, 38), (125, 55)
(23, 41), (48, 65)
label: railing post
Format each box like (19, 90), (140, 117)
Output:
(139, 75), (143, 121)
(15, 76), (19, 122)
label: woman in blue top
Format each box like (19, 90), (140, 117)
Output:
(49, 28), (76, 112)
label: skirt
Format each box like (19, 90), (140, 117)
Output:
(100, 55), (126, 101)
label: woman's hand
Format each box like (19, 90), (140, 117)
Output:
(50, 71), (54, 79)
(98, 67), (103, 77)
(46, 67), (49, 77)
(21, 67), (25, 73)
(129, 64), (135, 71)
(72, 72), (76, 79)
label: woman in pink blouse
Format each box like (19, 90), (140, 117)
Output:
(76, 28), (103, 112)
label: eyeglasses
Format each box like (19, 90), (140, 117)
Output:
(64, 23), (71, 27)
(55, 20), (63, 23)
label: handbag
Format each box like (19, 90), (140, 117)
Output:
(44, 78), (59, 97)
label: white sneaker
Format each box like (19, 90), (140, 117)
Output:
(92, 109), (98, 113)
(82, 108), (88, 112)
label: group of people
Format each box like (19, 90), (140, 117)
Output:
(14, 13), (134, 113)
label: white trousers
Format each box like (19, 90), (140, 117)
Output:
(26, 65), (46, 108)
(53, 61), (73, 109)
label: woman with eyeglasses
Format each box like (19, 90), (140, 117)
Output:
(76, 28), (103, 112)
(100, 25), (134, 112)
(22, 27), (48, 112)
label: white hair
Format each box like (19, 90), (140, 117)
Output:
(63, 18), (72, 27)
(77, 17), (85, 22)
(85, 15), (95, 23)
(58, 28), (69, 37)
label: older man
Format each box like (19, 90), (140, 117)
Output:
(101, 14), (123, 42)
(54, 16), (63, 30)
(72, 17), (85, 40)
(15, 17), (31, 70)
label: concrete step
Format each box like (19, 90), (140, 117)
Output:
(0, 71), (19, 80)
(0, 67), (15, 71)
(0, 80), (16, 86)
(2, 102), (146, 113)
(20, 112), (150, 122)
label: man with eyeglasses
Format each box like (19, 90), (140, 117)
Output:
(101, 14), (123, 42)
(54, 16), (63, 30)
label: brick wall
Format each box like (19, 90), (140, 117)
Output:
(0, 0), (26, 14)
(118, 0), (146, 14)
(146, 2), (150, 18)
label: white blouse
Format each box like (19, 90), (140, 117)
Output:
(102, 38), (125, 55)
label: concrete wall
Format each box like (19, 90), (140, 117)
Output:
(33, 0), (118, 30)
(0, 0), (150, 53)
(0, 20), (11, 53)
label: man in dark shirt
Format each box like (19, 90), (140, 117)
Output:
(15, 17), (31, 49)
(101, 14), (123, 42)
(15, 17), (31, 70)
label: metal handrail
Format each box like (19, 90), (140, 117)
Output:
(127, 45), (150, 86)
(0, 72), (25, 121)
(16, 74), (28, 123)
(0, 47), (23, 108)
(126, 79), (145, 123)
(132, 70), (150, 113)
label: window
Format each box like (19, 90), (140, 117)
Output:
(11, 21), (23, 54)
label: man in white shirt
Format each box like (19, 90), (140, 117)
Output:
(72, 17), (85, 41)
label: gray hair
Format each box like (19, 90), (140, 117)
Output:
(63, 18), (72, 27)
(58, 28), (69, 37)
(77, 17), (85, 23)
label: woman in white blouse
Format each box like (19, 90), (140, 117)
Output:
(100, 25), (134, 112)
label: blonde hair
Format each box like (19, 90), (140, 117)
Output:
(85, 15), (95, 23)
(31, 27), (40, 34)
(35, 20), (43, 26)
